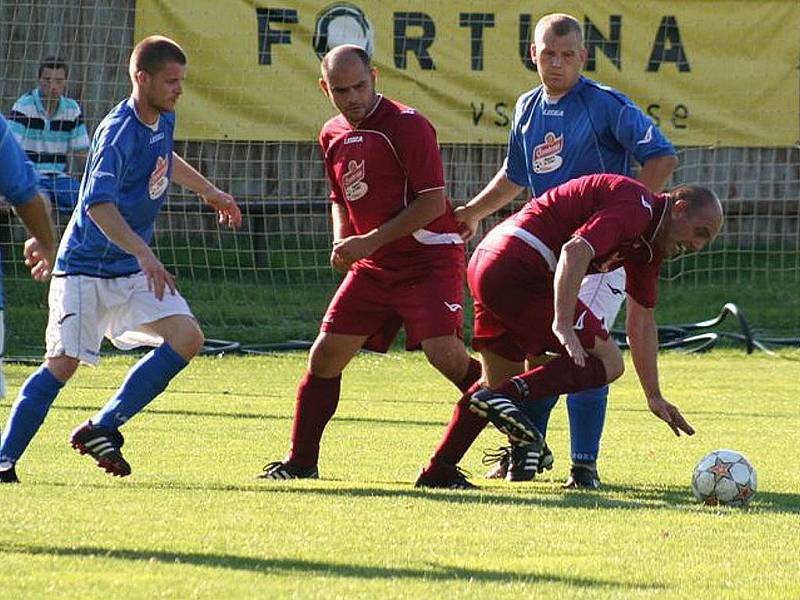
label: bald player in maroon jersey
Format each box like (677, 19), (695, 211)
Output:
(416, 173), (724, 488)
(259, 45), (482, 480)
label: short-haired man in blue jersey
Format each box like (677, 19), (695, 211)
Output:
(0, 35), (242, 483)
(0, 114), (58, 442)
(455, 13), (678, 488)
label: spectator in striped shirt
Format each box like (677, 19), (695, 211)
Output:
(8, 56), (90, 215)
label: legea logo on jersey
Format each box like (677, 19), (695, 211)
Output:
(532, 132), (563, 174)
(148, 155), (169, 200)
(343, 159), (368, 202)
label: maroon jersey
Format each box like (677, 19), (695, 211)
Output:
(319, 95), (463, 268)
(481, 173), (668, 307)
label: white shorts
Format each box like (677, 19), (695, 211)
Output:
(45, 272), (194, 365)
(578, 268), (626, 333)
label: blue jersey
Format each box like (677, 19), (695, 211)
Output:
(0, 113), (39, 206)
(0, 113), (41, 310)
(55, 98), (175, 277)
(505, 76), (675, 196)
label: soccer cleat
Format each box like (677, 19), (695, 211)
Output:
(563, 462), (601, 489)
(414, 465), (478, 490)
(0, 463), (20, 484)
(468, 388), (543, 445)
(258, 460), (319, 480)
(483, 443), (554, 481)
(70, 420), (131, 477)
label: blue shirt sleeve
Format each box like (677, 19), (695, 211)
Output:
(505, 94), (531, 187)
(0, 114), (38, 205)
(613, 103), (675, 164)
(81, 125), (127, 208)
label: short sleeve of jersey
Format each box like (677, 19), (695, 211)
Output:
(624, 258), (660, 308)
(0, 114), (38, 205)
(391, 112), (445, 194)
(319, 133), (345, 205)
(573, 210), (639, 258)
(81, 125), (128, 209)
(613, 103), (675, 164)
(504, 92), (532, 187)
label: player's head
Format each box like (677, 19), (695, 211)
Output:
(38, 56), (68, 100)
(662, 185), (724, 257)
(129, 35), (187, 114)
(319, 44), (378, 126)
(531, 13), (587, 96)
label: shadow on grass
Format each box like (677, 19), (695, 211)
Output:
(2, 543), (663, 590)
(38, 404), (448, 428)
(32, 479), (800, 514)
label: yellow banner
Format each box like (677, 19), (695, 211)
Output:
(135, 1), (800, 146)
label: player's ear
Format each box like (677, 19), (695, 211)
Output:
(318, 77), (329, 97)
(529, 42), (537, 64)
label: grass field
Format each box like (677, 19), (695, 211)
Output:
(0, 349), (798, 598)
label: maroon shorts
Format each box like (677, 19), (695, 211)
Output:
(321, 254), (466, 352)
(468, 247), (608, 362)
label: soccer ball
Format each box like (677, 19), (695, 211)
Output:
(691, 449), (757, 507)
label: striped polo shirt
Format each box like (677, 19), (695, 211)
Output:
(8, 88), (90, 175)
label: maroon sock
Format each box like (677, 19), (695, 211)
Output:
(497, 355), (607, 404)
(424, 381), (488, 476)
(455, 357), (482, 393)
(288, 371), (341, 467)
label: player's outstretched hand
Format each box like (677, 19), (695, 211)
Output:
(137, 247), (176, 301)
(202, 187), (242, 229)
(648, 396), (695, 437)
(552, 322), (588, 367)
(23, 237), (54, 282)
(453, 205), (480, 241)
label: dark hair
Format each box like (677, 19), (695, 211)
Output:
(129, 35), (186, 81)
(38, 56), (68, 78)
(321, 44), (371, 79)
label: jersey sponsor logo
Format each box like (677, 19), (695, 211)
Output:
(532, 131), (563, 174)
(606, 283), (624, 296)
(636, 124), (654, 145)
(444, 301), (463, 312)
(542, 108), (564, 117)
(400, 109), (416, 115)
(149, 132), (165, 144)
(344, 135), (363, 145)
(342, 159), (368, 202)
(148, 154), (169, 200)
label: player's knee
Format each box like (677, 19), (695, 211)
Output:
(44, 356), (79, 383)
(603, 353), (625, 383)
(170, 320), (204, 361)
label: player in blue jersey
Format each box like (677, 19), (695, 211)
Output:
(0, 36), (241, 483)
(0, 115), (58, 452)
(453, 13), (678, 488)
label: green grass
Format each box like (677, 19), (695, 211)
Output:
(1, 350), (798, 598)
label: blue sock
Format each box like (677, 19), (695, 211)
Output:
(566, 384), (609, 464)
(94, 343), (188, 428)
(0, 367), (64, 464)
(521, 394), (559, 438)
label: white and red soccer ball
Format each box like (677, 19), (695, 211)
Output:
(692, 449), (757, 507)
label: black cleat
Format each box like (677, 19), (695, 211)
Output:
(415, 465), (478, 490)
(0, 463), (20, 484)
(258, 461), (319, 480)
(70, 420), (131, 477)
(468, 388), (542, 445)
(564, 462), (601, 489)
(483, 443), (554, 481)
